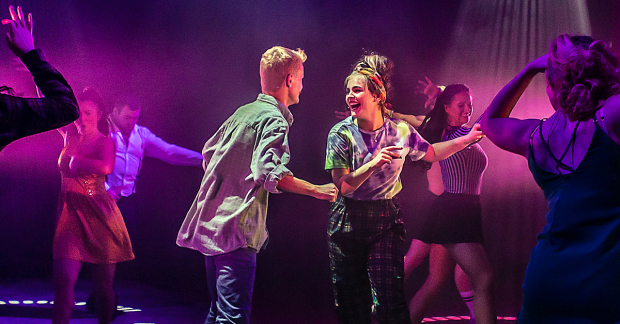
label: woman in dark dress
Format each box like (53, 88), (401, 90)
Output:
(481, 34), (620, 323)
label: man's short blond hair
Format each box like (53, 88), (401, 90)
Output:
(260, 46), (307, 92)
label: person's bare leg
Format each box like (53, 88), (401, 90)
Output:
(408, 244), (455, 323)
(445, 243), (496, 324)
(455, 264), (475, 322)
(404, 239), (431, 282)
(52, 258), (82, 324)
(92, 263), (117, 324)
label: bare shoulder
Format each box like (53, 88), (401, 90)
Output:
(602, 94), (620, 119)
(598, 94), (620, 143)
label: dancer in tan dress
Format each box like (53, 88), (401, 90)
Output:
(54, 88), (133, 324)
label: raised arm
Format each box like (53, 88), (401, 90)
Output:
(479, 55), (548, 157)
(3, 5), (33, 56)
(0, 6), (79, 148)
(417, 76), (443, 110)
(388, 76), (442, 128)
(335, 76), (441, 127)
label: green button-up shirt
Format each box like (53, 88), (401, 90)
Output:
(177, 94), (293, 255)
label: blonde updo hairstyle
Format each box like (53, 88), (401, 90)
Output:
(260, 46), (307, 93)
(547, 34), (620, 121)
(345, 53), (394, 117)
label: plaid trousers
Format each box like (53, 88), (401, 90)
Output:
(327, 196), (410, 324)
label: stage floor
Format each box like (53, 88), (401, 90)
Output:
(0, 279), (517, 323)
(0, 279), (205, 324)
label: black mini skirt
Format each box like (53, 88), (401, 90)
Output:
(410, 192), (484, 244)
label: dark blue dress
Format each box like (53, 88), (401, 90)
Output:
(520, 121), (620, 323)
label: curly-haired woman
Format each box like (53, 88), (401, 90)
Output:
(481, 34), (620, 323)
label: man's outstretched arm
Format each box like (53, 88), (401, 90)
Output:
(276, 174), (338, 202)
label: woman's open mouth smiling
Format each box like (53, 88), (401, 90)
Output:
(349, 102), (361, 114)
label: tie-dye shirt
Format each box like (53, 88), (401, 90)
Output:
(325, 116), (430, 200)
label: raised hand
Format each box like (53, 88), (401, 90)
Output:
(2, 5), (34, 57)
(416, 77), (443, 109)
(415, 77), (438, 96)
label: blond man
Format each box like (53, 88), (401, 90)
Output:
(177, 46), (338, 324)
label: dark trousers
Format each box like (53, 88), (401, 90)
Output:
(114, 195), (140, 281)
(116, 195), (139, 243)
(205, 248), (257, 324)
(327, 196), (410, 324)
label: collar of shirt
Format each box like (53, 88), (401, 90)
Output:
(107, 116), (137, 138)
(257, 93), (294, 127)
(350, 116), (389, 130)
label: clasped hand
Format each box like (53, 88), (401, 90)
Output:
(464, 124), (485, 144)
(314, 183), (339, 202)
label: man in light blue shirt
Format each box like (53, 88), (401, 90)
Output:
(177, 46), (338, 324)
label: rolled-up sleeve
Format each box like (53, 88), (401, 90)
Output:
(252, 120), (292, 194)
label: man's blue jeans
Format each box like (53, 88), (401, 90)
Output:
(205, 248), (257, 324)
